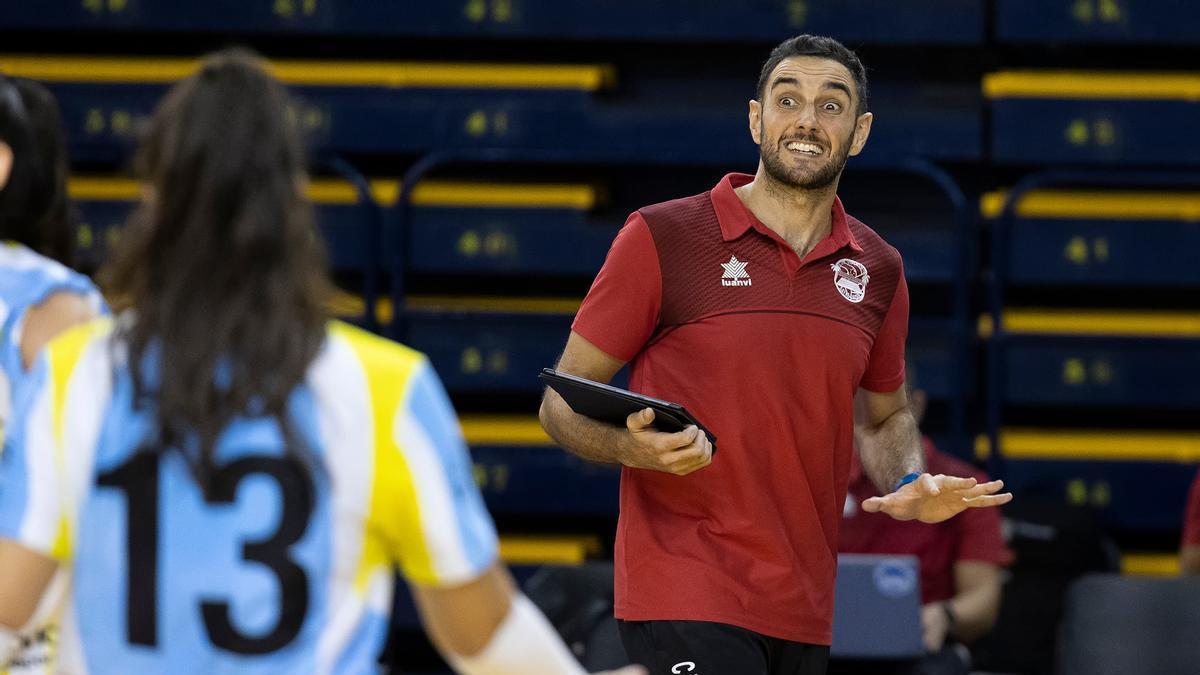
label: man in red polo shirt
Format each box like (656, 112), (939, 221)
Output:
(539, 34), (1012, 675)
(1181, 468), (1200, 574)
(839, 363), (1010, 675)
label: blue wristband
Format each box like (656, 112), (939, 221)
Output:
(892, 472), (921, 493)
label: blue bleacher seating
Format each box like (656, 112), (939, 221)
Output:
(405, 308), (572, 393)
(906, 319), (957, 400)
(72, 179), (379, 272)
(0, 57), (981, 166)
(996, 0), (1200, 46)
(994, 449), (1197, 531)
(471, 445), (619, 516)
(2, 1), (985, 44)
(1009, 218), (1200, 287)
(1004, 338), (1200, 408)
(986, 175), (1200, 532)
(986, 72), (1200, 166)
(10, 3), (1200, 663)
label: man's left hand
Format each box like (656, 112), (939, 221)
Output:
(861, 474), (1012, 523)
(920, 602), (950, 653)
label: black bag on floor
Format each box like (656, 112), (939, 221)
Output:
(523, 562), (631, 670)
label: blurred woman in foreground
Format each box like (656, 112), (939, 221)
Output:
(0, 49), (640, 675)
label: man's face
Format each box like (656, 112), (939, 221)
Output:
(748, 56), (872, 190)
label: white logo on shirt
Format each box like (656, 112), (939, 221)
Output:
(720, 255), (752, 287)
(672, 662), (698, 674)
(831, 258), (870, 303)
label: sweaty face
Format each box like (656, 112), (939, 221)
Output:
(753, 57), (864, 190)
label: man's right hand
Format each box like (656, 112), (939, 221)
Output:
(617, 407), (713, 476)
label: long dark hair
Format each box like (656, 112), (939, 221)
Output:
(0, 75), (74, 264)
(101, 48), (331, 483)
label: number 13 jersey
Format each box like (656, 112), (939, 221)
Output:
(0, 319), (499, 674)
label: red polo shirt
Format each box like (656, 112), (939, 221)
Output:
(572, 173), (908, 644)
(839, 438), (1011, 604)
(1184, 468), (1200, 547)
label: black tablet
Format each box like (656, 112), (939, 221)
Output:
(539, 368), (717, 451)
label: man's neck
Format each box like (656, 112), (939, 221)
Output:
(733, 165), (839, 260)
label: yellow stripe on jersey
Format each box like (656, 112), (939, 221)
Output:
(330, 322), (438, 589)
(45, 318), (113, 562)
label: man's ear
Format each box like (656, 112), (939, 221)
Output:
(748, 99), (763, 146)
(848, 112), (873, 157)
(0, 142), (13, 191)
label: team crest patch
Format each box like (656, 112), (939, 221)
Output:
(830, 258), (869, 303)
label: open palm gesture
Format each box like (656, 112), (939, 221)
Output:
(862, 474), (1012, 523)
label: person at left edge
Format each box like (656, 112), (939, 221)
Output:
(0, 73), (105, 674)
(0, 74), (104, 443)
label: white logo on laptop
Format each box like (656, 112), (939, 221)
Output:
(720, 255), (752, 287)
(831, 258), (869, 303)
(873, 559), (918, 599)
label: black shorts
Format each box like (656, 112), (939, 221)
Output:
(617, 619), (830, 675)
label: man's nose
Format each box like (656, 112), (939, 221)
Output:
(793, 103), (820, 131)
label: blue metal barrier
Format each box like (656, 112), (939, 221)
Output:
(321, 153), (385, 332)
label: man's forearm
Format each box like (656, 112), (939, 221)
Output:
(945, 585), (1000, 644)
(538, 390), (628, 465)
(856, 407), (924, 495)
(945, 562), (1002, 644)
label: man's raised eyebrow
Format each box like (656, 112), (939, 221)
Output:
(821, 80), (853, 98)
(769, 76), (799, 91)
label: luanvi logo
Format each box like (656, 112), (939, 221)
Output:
(671, 662), (698, 674)
(720, 255), (751, 287)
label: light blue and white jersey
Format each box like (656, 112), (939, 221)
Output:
(0, 319), (498, 674)
(0, 242), (104, 443)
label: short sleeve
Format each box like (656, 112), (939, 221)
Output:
(571, 212), (662, 363)
(860, 262), (909, 392)
(389, 360), (499, 586)
(0, 354), (64, 557)
(1184, 468), (1200, 547)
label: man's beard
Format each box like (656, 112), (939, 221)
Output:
(759, 130), (853, 190)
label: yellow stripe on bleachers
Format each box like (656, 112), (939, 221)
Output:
(406, 295), (582, 315)
(976, 429), (1200, 462)
(983, 70), (1200, 100)
(1121, 554), (1181, 577)
(69, 177), (597, 209)
(0, 55), (615, 90)
(978, 310), (1200, 338)
(981, 190), (1200, 221)
(409, 182), (598, 210)
(498, 535), (601, 566)
(328, 293), (394, 324)
(327, 294), (580, 323)
(461, 415), (554, 446)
